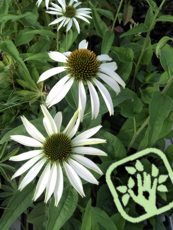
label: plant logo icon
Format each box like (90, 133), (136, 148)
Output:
(106, 148), (173, 223)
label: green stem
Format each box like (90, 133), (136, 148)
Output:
(111, 0), (124, 31)
(56, 31), (59, 50)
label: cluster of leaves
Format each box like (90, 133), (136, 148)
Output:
(1, 0), (173, 229)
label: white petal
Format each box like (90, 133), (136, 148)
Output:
(36, 0), (42, 7)
(68, 158), (98, 184)
(87, 81), (100, 119)
(57, 18), (66, 30)
(38, 67), (66, 83)
(45, 0), (49, 9)
(46, 75), (70, 106)
(78, 40), (88, 49)
(58, 0), (66, 11)
(48, 51), (67, 63)
(63, 110), (79, 136)
(49, 16), (65, 26)
(73, 18), (80, 33)
(33, 162), (51, 201)
(72, 138), (106, 146)
(72, 125), (102, 142)
(63, 51), (71, 57)
(66, 20), (73, 32)
(45, 162), (57, 203)
(100, 62), (117, 72)
(12, 154), (43, 179)
(46, 78), (74, 107)
(97, 54), (112, 62)
(98, 73), (120, 94)
(41, 105), (57, 135)
(93, 79), (114, 116)
(50, 2), (62, 10)
(72, 147), (107, 156)
(46, 11), (61, 15)
(19, 158), (46, 191)
(72, 154), (103, 175)
(67, 116), (80, 139)
(78, 81), (86, 121)
(21, 116), (45, 143)
(100, 67), (125, 88)
(10, 150), (42, 161)
(11, 135), (42, 147)
(54, 163), (63, 206)
(63, 161), (85, 197)
(76, 15), (90, 23)
(54, 112), (62, 132)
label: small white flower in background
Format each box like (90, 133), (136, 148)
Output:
(36, 0), (50, 9)
(38, 40), (125, 120)
(47, 0), (91, 33)
(10, 105), (106, 206)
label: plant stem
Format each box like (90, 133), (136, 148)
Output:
(111, 0), (124, 31)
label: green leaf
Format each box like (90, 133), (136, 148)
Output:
(47, 188), (78, 230)
(59, 30), (78, 52)
(135, 160), (144, 171)
(151, 164), (159, 177)
(156, 36), (173, 58)
(101, 30), (114, 54)
(125, 166), (136, 175)
(158, 175), (168, 184)
(157, 15), (173, 23)
(92, 8), (108, 37)
(81, 200), (92, 230)
(128, 177), (135, 189)
(116, 185), (127, 194)
(159, 44), (173, 75)
(120, 23), (149, 38)
(122, 194), (130, 206)
(0, 184), (34, 230)
(157, 185), (168, 192)
(123, 2), (133, 25)
(28, 203), (46, 230)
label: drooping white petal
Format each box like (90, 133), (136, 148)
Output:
(41, 105), (57, 135)
(72, 138), (106, 147)
(87, 81), (100, 119)
(72, 154), (103, 175)
(46, 10), (61, 15)
(67, 115), (80, 139)
(45, 0), (49, 9)
(33, 162), (51, 201)
(76, 15), (90, 24)
(19, 158), (46, 191)
(49, 16), (65, 26)
(54, 112), (62, 132)
(72, 125), (102, 143)
(63, 110), (79, 136)
(10, 150), (42, 162)
(36, 0), (42, 7)
(37, 67), (66, 83)
(97, 54), (112, 62)
(11, 154), (43, 179)
(58, 0), (66, 11)
(48, 51), (67, 63)
(11, 135), (42, 147)
(57, 18), (67, 30)
(46, 78), (74, 107)
(45, 162), (57, 203)
(68, 159), (98, 184)
(98, 73), (120, 94)
(93, 79), (114, 116)
(66, 19), (73, 32)
(100, 67), (125, 88)
(63, 161), (85, 197)
(54, 163), (63, 206)
(78, 81), (86, 121)
(73, 18), (80, 33)
(100, 62), (117, 72)
(21, 116), (45, 143)
(50, 2), (62, 11)
(72, 147), (107, 156)
(78, 40), (88, 49)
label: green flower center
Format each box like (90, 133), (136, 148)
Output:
(43, 133), (72, 162)
(64, 6), (76, 18)
(66, 49), (100, 81)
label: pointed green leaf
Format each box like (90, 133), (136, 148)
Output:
(128, 177), (135, 189)
(158, 175), (168, 184)
(157, 185), (168, 192)
(122, 194), (130, 206)
(125, 166), (136, 175)
(81, 200), (92, 230)
(116, 185), (127, 194)
(101, 30), (114, 54)
(135, 160), (144, 171)
(151, 164), (159, 177)
(47, 188), (78, 230)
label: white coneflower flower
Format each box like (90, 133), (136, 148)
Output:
(38, 40), (125, 120)
(36, 0), (50, 9)
(10, 105), (106, 206)
(47, 0), (91, 33)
